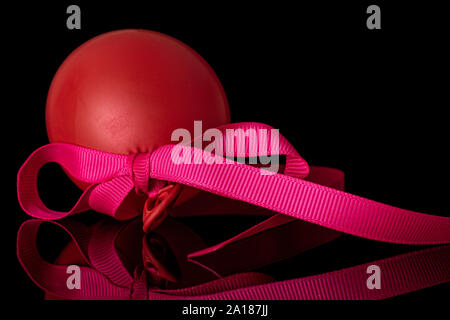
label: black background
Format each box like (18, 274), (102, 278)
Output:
(3, 0), (448, 315)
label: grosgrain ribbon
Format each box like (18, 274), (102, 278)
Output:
(16, 218), (275, 300)
(16, 219), (450, 300)
(18, 122), (450, 244)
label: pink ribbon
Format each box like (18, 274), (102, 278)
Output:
(17, 122), (450, 244)
(17, 218), (450, 300)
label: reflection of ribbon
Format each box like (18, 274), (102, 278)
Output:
(17, 122), (450, 244)
(17, 218), (450, 300)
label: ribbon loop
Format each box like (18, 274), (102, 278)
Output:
(17, 144), (158, 221)
(17, 219), (130, 299)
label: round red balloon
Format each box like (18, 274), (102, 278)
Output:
(46, 29), (230, 200)
(47, 29), (229, 154)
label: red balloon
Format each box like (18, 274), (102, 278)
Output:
(46, 29), (230, 201)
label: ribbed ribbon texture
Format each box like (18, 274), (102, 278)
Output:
(16, 122), (450, 299)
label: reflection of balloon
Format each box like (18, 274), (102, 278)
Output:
(46, 29), (230, 203)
